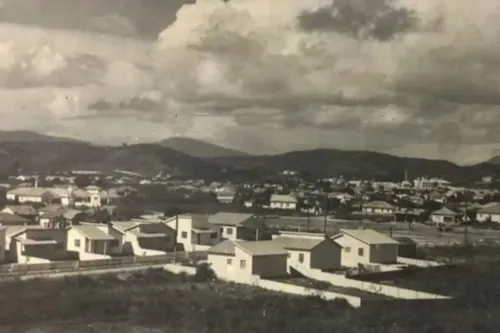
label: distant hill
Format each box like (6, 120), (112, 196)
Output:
(210, 149), (500, 183)
(156, 137), (250, 158)
(0, 141), (222, 178)
(0, 130), (85, 143)
(0, 138), (498, 183)
(486, 156), (500, 165)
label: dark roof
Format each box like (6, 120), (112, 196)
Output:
(431, 207), (459, 216)
(191, 214), (218, 231)
(207, 240), (235, 255)
(272, 236), (332, 251)
(0, 213), (29, 225)
(4, 205), (38, 216)
(393, 237), (417, 245)
(208, 212), (264, 229)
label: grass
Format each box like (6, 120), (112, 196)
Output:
(274, 276), (393, 300)
(2, 264), (500, 332)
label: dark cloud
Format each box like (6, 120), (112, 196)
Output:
(298, 0), (418, 41)
(0, 0), (193, 38)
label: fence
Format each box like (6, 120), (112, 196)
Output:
(0, 251), (206, 275)
(294, 266), (451, 300)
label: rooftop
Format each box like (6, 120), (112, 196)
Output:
(71, 225), (115, 240)
(334, 229), (399, 245)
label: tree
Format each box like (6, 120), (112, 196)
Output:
(74, 175), (90, 188)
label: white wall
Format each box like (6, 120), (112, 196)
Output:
(270, 202), (297, 210)
(335, 235), (372, 268)
(477, 213), (500, 223)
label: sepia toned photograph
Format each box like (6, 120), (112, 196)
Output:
(0, 0), (498, 332)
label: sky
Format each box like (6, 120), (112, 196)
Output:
(0, 0), (500, 165)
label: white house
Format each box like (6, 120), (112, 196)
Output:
(331, 229), (399, 268)
(476, 203), (500, 223)
(111, 221), (175, 256)
(208, 212), (266, 241)
(270, 194), (298, 210)
(5, 227), (67, 264)
(67, 224), (121, 260)
(207, 240), (288, 282)
(430, 207), (461, 224)
(6, 187), (54, 204)
(362, 201), (395, 215)
(165, 214), (220, 252)
(272, 231), (342, 273)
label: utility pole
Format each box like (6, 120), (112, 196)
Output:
(323, 196), (328, 237)
(173, 214), (179, 263)
(464, 221), (468, 247)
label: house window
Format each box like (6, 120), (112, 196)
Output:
(74, 239), (81, 247)
(110, 240), (119, 248)
(345, 247), (351, 253)
(358, 248), (364, 256)
(226, 227), (233, 235)
(227, 258), (232, 265)
(181, 231), (188, 239)
(298, 253), (304, 263)
(210, 232), (217, 239)
(55, 242), (64, 250)
(240, 259), (246, 268)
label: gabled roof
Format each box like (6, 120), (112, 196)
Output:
(477, 203), (500, 215)
(235, 240), (288, 256)
(272, 236), (337, 251)
(333, 229), (399, 245)
(207, 240), (236, 255)
(0, 212), (29, 225)
(191, 214), (218, 231)
(3, 205), (38, 216)
(431, 207), (459, 216)
(270, 194), (298, 203)
(7, 187), (51, 197)
(71, 225), (115, 240)
(5, 225), (45, 237)
(208, 212), (255, 227)
(362, 201), (395, 209)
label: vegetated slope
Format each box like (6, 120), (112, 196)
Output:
(157, 137), (250, 158)
(486, 155), (500, 165)
(211, 149), (500, 182)
(0, 141), (221, 178)
(0, 130), (85, 143)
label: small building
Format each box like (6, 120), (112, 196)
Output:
(393, 237), (417, 259)
(270, 194), (298, 210)
(430, 207), (461, 224)
(6, 227), (67, 264)
(361, 201), (395, 215)
(208, 212), (266, 241)
(67, 224), (120, 260)
(1, 205), (39, 223)
(0, 212), (30, 226)
(216, 192), (235, 204)
(111, 221), (175, 256)
(6, 187), (54, 204)
(476, 203), (500, 223)
(165, 214), (220, 252)
(272, 232), (342, 272)
(331, 229), (399, 268)
(207, 240), (288, 281)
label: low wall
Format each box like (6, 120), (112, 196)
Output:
(0, 251), (204, 275)
(253, 278), (362, 308)
(294, 266), (451, 300)
(397, 256), (444, 267)
(164, 264), (197, 275)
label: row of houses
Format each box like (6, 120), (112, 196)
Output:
(206, 228), (402, 280)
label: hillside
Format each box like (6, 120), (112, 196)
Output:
(157, 137), (250, 158)
(0, 141), (221, 178)
(210, 149), (500, 183)
(0, 130), (84, 143)
(486, 156), (500, 165)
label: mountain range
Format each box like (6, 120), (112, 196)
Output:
(0, 130), (499, 183)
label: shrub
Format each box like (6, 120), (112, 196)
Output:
(192, 263), (216, 282)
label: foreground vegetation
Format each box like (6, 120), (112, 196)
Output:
(1, 264), (500, 332)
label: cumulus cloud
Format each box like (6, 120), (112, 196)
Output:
(144, 0), (500, 163)
(3, 0), (500, 164)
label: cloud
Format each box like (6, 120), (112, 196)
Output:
(3, 0), (500, 164)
